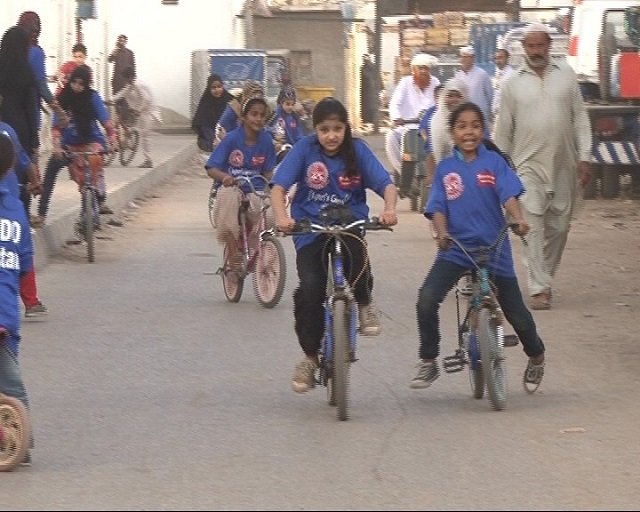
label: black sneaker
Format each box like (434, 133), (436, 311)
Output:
(410, 360), (440, 389)
(523, 360), (545, 393)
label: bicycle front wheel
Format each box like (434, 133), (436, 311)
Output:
(119, 129), (140, 166)
(221, 243), (244, 302)
(208, 184), (217, 229)
(253, 237), (286, 309)
(0, 395), (30, 472)
(332, 298), (351, 421)
(477, 308), (506, 410)
(82, 188), (96, 263)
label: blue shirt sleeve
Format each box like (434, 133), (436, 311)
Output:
(29, 45), (53, 104)
(218, 106), (238, 133)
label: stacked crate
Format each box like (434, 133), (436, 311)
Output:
(395, 18), (430, 82)
(428, 11), (470, 51)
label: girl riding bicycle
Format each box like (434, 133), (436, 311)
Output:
(411, 101), (546, 391)
(50, 65), (116, 213)
(268, 84), (304, 162)
(206, 96), (276, 271)
(270, 97), (398, 394)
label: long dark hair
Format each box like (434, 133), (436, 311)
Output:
(0, 132), (15, 180)
(312, 97), (358, 179)
(58, 65), (96, 140)
(192, 74), (233, 131)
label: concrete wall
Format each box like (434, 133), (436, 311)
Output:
(253, 10), (346, 103)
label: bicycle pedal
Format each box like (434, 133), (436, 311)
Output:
(442, 355), (466, 373)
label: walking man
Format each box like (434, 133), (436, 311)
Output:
(454, 45), (493, 127)
(360, 54), (380, 130)
(494, 23), (592, 310)
(491, 47), (514, 124)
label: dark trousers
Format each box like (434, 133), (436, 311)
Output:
(38, 155), (67, 218)
(294, 234), (373, 356)
(416, 258), (545, 360)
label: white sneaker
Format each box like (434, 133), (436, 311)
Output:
(358, 304), (381, 336)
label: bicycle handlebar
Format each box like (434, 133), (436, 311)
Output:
(228, 173), (270, 197)
(445, 223), (525, 270)
(282, 216), (393, 236)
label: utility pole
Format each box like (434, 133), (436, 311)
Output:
(373, 0), (382, 133)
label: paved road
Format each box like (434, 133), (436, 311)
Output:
(1, 149), (639, 510)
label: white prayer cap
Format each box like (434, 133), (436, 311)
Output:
(411, 53), (438, 68)
(524, 22), (551, 35)
(459, 45), (475, 56)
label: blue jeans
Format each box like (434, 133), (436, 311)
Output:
(0, 343), (29, 409)
(416, 259), (546, 360)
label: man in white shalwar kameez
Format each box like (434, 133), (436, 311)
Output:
(454, 46), (493, 127)
(494, 23), (592, 310)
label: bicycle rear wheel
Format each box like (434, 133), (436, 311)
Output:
(82, 188), (96, 263)
(253, 236), (286, 309)
(477, 308), (506, 410)
(221, 243), (244, 302)
(332, 298), (351, 421)
(119, 128), (140, 166)
(104, 149), (116, 167)
(0, 395), (30, 472)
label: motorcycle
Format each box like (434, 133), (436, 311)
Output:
(386, 116), (429, 212)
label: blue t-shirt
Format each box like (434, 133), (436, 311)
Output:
(206, 126), (276, 194)
(54, 90), (109, 146)
(29, 44), (54, 105)
(268, 105), (304, 146)
(271, 135), (392, 250)
(425, 143), (524, 277)
(217, 104), (240, 134)
(0, 187), (33, 354)
(0, 122), (28, 196)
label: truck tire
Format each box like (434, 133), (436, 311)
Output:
(598, 29), (617, 102)
(601, 165), (620, 198)
(583, 165), (600, 200)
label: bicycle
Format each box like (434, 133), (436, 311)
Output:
(216, 173), (287, 309)
(104, 102), (140, 167)
(286, 205), (392, 421)
(0, 328), (30, 472)
(441, 224), (525, 411)
(64, 147), (109, 263)
(0, 392), (30, 471)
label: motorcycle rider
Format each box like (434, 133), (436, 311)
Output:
(385, 53), (440, 196)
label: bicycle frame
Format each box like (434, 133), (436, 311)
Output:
(64, 148), (105, 263)
(442, 225), (518, 410)
(287, 209), (391, 420)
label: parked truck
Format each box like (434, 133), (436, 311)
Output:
(566, 1), (640, 199)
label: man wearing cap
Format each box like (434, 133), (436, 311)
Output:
(385, 53), (440, 182)
(494, 23), (592, 311)
(454, 45), (493, 125)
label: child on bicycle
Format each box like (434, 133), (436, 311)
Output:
(270, 97), (398, 394)
(0, 132), (35, 465)
(268, 84), (304, 162)
(50, 65), (116, 217)
(205, 96), (276, 270)
(411, 101), (546, 391)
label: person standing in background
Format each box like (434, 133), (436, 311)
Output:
(191, 74), (234, 152)
(454, 45), (493, 127)
(108, 35), (135, 122)
(494, 23), (592, 311)
(360, 54), (380, 131)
